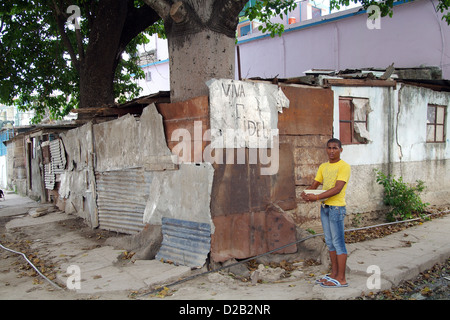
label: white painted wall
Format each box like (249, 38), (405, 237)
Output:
(396, 85), (450, 162)
(136, 34), (170, 96)
(332, 86), (392, 166)
(139, 60), (170, 95)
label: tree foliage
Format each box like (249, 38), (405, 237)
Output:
(243, 0), (298, 37)
(1, 1), (74, 122)
(0, 0), (155, 123)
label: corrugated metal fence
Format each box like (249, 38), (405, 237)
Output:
(95, 169), (152, 234)
(156, 217), (211, 268)
(44, 139), (67, 190)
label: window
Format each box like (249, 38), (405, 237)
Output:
(239, 24), (251, 37)
(0, 129), (13, 156)
(427, 104), (446, 143)
(339, 97), (371, 145)
(311, 6), (322, 19)
(32, 137), (37, 159)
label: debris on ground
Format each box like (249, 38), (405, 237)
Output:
(28, 205), (60, 218)
(345, 207), (449, 244)
(359, 257), (450, 300)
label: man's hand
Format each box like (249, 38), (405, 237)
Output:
(301, 191), (318, 202)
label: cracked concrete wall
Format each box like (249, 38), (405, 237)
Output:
(143, 163), (215, 231)
(393, 84), (450, 206)
(59, 122), (95, 225)
(94, 104), (174, 172)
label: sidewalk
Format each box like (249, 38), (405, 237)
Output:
(1, 193), (449, 300)
(0, 190), (40, 217)
(0, 194), (191, 299)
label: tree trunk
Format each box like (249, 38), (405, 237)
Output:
(168, 29), (235, 102)
(78, 0), (128, 110)
(79, 56), (116, 109)
(56, 0), (159, 111)
(145, 0), (248, 103)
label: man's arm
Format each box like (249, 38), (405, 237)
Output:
(301, 180), (321, 201)
(301, 180), (347, 202)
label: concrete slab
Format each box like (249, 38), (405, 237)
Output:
(56, 256), (192, 294)
(57, 265), (145, 294)
(5, 211), (75, 229)
(346, 216), (450, 292)
(122, 260), (192, 288)
(143, 163), (215, 233)
(59, 246), (123, 273)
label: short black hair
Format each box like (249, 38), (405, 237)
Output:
(327, 138), (342, 148)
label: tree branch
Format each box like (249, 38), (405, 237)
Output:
(114, 1), (160, 70)
(170, 1), (187, 23)
(209, 0), (248, 37)
(51, 0), (80, 72)
(142, 0), (172, 20)
(120, 1), (160, 48)
(75, 14), (85, 61)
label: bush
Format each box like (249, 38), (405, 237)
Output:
(374, 169), (429, 222)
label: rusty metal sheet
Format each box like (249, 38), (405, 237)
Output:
(156, 217), (211, 268)
(211, 145), (296, 217)
(156, 95), (209, 119)
(278, 84), (333, 136)
(156, 96), (209, 162)
(210, 210), (297, 263)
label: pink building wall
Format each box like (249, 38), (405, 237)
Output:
(236, 0), (450, 79)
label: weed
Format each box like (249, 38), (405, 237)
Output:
(374, 169), (429, 222)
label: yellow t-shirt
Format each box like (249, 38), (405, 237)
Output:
(314, 160), (351, 206)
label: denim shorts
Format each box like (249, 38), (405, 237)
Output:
(320, 205), (347, 255)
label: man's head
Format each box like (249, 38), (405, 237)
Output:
(326, 138), (343, 163)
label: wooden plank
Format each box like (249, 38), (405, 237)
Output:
(71, 105), (146, 116)
(323, 78), (397, 87)
(71, 107), (109, 114)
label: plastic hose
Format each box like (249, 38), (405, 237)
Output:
(0, 243), (63, 290)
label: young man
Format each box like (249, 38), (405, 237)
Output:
(301, 138), (351, 288)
